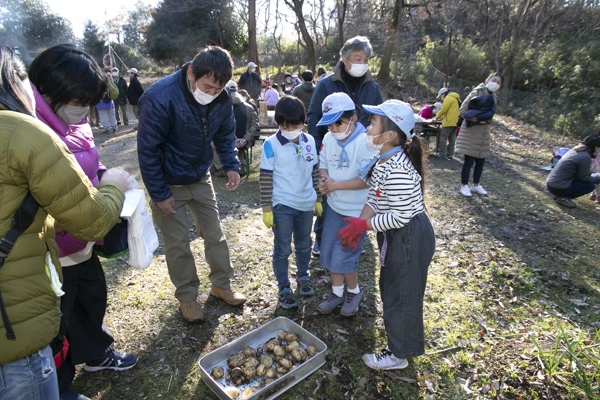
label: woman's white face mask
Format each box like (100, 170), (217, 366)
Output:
(57, 104), (89, 125)
(486, 81), (501, 92)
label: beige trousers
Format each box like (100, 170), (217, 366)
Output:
(150, 175), (233, 302)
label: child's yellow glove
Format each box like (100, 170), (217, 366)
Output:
(314, 202), (323, 217)
(262, 211), (275, 228)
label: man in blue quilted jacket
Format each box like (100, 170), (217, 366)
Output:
(306, 36), (383, 257)
(137, 46), (246, 324)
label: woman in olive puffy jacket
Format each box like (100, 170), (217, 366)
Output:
(0, 45), (131, 400)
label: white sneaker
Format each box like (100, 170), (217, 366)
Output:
(459, 185), (472, 197)
(362, 348), (408, 370)
(471, 184), (488, 195)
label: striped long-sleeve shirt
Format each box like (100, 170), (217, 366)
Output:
(366, 151), (425, 231)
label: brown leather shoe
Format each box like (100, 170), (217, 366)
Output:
(179, 299), (205, 323)
(210, 285), (246, 306)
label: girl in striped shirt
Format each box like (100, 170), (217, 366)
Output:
(337, 100), (436, 370)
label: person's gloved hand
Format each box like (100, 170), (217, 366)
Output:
(262, 211), (275, 228)
(314, 202), (323, 217)
(337, 217), (368, 249)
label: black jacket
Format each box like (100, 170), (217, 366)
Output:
(238, 70), (261, 99)
(114, 76), (128, 105)
(127, 76), (144, 106)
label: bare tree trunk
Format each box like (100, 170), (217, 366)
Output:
(248, 0), (259, 75)
(284, 0), (317, 72)
(296, 28), (301, 72)
(378, 0), (402, 80)
(502, 0), (539, 89)
(445, 29), (452, 87)
(272, 33), (283, 74)
(337, 0), (347, 47)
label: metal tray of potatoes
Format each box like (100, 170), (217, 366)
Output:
(198, 316), (327, 400)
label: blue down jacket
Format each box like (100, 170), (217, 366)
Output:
(137, 63), (239, 202)
(307, 61), (383, 151)
(464, 94), (496, 127)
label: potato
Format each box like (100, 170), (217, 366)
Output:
(225, 374), (231, 381)
(285, 333), (299, 343)
(277, 330), (288, 341)
(211, 366), (224, 379)
(260, 355), (273, 367)
(245, 357), (260, 368)
(224, 386), (240, 398)
(258, 378), (266, 388)
(292, 347), (307, 362)
(276, 365), (288, 375)
(265, 367), (277, 379)
(227, 352), (245, 368)
(278, 358), (292, 370)
(306, 345), (318, 357)
(285, 340), (299, 353)
(242, 386), (259, 400)
(273, 345), (285, 357)
(230, 367), (243, 380)
(243, 365), (256, 380)
(264, 338), (279, 352)
(242, 346), (256, 358)
(285, 353), (294, 362)
(256, 364), (267, 377)
(256, 347), (263, 357)
(233, 376), (244, 386)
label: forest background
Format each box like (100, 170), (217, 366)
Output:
(2, 0), (600, 138)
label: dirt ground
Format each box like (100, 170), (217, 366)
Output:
(73, 87), (600, 400)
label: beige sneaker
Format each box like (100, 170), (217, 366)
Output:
(179, 299), (205, 323)
(210, 285), (246, 306)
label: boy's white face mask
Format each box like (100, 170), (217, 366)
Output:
(281, 128), (303, 141)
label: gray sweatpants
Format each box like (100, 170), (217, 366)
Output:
(377, 212), (435, 359)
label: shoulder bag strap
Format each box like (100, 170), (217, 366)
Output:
(0, 191), (40, 340)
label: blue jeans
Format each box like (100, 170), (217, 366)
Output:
(0, 345), (59, 400)
(547, 181), (596, 199)
(272, 204), (313, 290)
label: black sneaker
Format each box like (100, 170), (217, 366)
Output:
(83, 348), (138, 372)
(278, 288), (298, 309)
(297, 278), (314, 296)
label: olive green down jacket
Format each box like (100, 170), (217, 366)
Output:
(0, 110), (124, 365)
(455, 83), (497, 159)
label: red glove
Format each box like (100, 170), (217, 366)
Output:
(337, 217), (368, 249)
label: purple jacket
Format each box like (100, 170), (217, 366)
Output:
(33, 84), (106, 257)
(265, 88), (279, 106)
